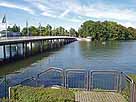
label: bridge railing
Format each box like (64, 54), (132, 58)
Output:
(0, 67), (136, 102)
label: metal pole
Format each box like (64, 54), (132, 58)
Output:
(5, 21), (7, 38)
(26, 21), (29, 36)
(39, 23), (41, 36)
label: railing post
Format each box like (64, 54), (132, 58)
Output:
(63, 70), (65, 88)
(8, 87), (11, 100)
(65, 71), (67, 88)
(115, 72), (119, 92)
(119, 72), (122, 93)
(87, 71), (89, 91)
(133, 83), (136, 102)
(130, 82), (134, 102)
(89, 71), (93, 91)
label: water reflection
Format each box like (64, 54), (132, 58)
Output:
(79, 41), (136, 71)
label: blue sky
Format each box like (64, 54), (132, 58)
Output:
(0, 0), (136, 30)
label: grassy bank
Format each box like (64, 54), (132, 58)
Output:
(8, 85), (75, 102)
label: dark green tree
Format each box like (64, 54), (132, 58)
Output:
(69, 28), (78, 37)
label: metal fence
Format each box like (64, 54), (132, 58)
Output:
(0, 67), (136, 102)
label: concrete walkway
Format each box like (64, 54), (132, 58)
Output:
(75, 91), (127, 102)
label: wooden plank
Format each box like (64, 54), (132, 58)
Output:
(75, 91), (127, 102)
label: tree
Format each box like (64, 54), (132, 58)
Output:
(22, 27), (27, 36)
(69, 28), (78, 37)
(29, 26), (38, 36)
(46, 24), (52, 36)
(7, 24), (20, 32)
(78, 20), (135, 40)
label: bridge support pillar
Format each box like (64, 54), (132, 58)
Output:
(30, 42), (33, 55)
(16, 44), (19, 57)
(3, 45), (6, 60)
(25, 43), (27, 57)
(9, 44), (12, 59)
(22, 42), (25, 57)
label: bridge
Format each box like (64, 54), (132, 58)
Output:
(0, 36), (77, 62)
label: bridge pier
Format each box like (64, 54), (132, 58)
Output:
(9, 44), (12, 59)
(16, 44), (19, 56)
(30, 42), (33, 55)
(3, 45), (6, 60)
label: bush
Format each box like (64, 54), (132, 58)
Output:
(10, 85), (75, 102)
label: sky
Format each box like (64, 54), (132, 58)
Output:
(0, 0), (136, 31)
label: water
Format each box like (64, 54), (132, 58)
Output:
(0, 40), (136, 84)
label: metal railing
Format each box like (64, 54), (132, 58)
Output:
(0, 67), (136, 102)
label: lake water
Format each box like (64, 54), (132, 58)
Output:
(0, 40), (136, 84)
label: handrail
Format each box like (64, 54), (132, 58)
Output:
(0, 67), (136, 102)
(37, 67), (63, 77)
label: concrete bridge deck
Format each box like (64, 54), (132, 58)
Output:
(0, 36), (76, 45)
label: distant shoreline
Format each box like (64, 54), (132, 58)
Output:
(76, 37), (92, 42)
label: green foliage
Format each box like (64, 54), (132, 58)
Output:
(121, 74), (136, 101)
(7, 24), (20, 32)
(69, 28), (78, 37)
(10, 85), (75, 102)
(11, 20), (136, 39)
(129, 74), (136, 82)
(21, 24), (71, 36)
(21, 27), (27, 36)
(29, 26), (38, 36)
(78, 20), (136, 40)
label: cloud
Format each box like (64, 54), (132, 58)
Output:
(59, 9), (70, 17)
(119, 21), (136, 28)
(66, 1), (136, 22)
(24, 0), (57, 18)
(21, 0), (136, 27)
(24, 0), (48, 11)
(0, 1), (35, 14)
(41, 11), (57, 18)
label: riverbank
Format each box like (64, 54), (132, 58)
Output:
(76, 37), (92, 41)
(6, 85), (75, 102)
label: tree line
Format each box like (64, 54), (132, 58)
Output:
(78, 20), (136, 40)
(7, 20), (136, 41)
(7, 24), (78, 37)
